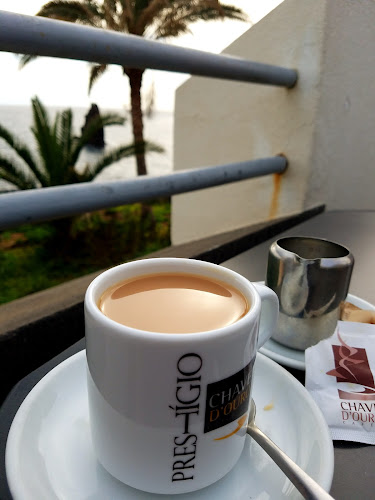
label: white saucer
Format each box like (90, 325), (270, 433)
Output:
(259, 292), (375, 371)
(6, 350), (334, 500)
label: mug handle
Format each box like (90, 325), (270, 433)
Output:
(253, 282), (279, 348)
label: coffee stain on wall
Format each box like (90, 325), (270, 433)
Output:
(268, 172), (283, 219)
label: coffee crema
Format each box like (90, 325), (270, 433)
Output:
(98, 272), (249, 333)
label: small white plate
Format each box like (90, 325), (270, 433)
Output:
(259, 292), (375, 371)
(6, 350), (334, 500)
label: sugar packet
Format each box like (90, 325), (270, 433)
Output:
(305, 320), (375, 444)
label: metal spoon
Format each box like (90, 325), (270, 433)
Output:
(247, 400), (335, 500)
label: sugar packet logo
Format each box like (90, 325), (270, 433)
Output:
(204, 360), (253, 438)
(326, 331), (375, 401)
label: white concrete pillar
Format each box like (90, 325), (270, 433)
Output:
(171, 0), (375, 244)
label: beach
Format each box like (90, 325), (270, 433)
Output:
(0, 105), (174, 189)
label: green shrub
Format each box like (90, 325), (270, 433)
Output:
(0, 199), (170, 304)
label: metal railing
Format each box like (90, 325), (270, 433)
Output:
(0, 157), (287, 229)
(0, 11), (297, 230)
(0, 12), (297, 87)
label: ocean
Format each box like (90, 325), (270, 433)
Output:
(0, 105), (174, 190)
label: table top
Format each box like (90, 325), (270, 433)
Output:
(1, 209), (374, 499)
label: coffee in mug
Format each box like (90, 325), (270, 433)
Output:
(98, 272), (250, 333)
(85, 258), (278, 494)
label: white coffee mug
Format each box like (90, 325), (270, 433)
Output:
(85, 258), (278, 494)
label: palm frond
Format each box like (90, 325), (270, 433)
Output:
(0, 155), (39, 190)
(55, 108), (74, 169)
(36, 0), (103, 27)
(30, 97), (64, 185)
(102, 0), (121, 30)
(180, 5), (249, 24)
(220, 4), (250, 22)
(118, 0), (134, 31)
(149, 1), (249, 39)
(80, 140), (164, 180)
(19, 54), (38, 69)
(152, 16), (190, 38)
(19, 2), (105, 69)
(88, 64), (108, 93)
(135, 0), (168, 35)
(0, 123), (46, 185)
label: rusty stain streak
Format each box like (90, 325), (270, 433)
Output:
(268, 172), (283, 219)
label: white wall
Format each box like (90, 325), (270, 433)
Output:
(171, 0), (375, 245)
(307, 0), (375, 210)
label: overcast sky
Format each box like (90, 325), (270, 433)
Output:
(0, 0), (283, 111)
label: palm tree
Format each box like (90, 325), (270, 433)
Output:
(0, 96), (162, 191)
(20, 1), (249, 176)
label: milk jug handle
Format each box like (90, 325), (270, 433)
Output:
(253, 282), (279, 348)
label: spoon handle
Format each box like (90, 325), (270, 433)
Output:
(247, 424), (335, 500)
